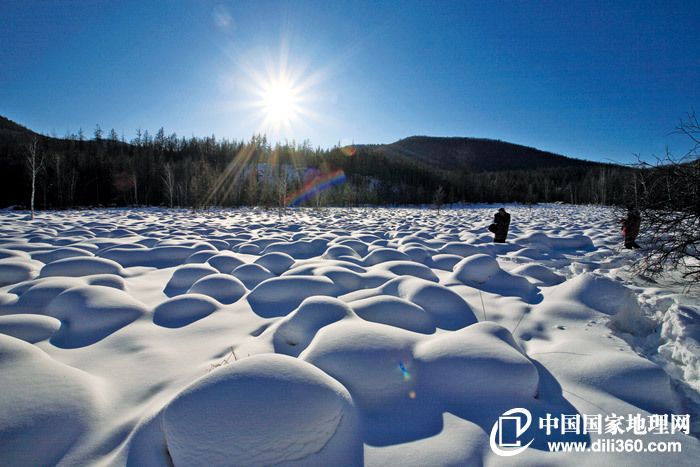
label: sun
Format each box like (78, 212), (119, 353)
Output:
(232, 43), (326, 139)
(261, 79), (300, 127)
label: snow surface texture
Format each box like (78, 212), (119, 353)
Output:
(0, 205), (699, 466)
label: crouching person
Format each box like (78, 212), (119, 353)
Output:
(488, 208), (511, 243)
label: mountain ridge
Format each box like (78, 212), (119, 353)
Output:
(355, 135), (606, 173)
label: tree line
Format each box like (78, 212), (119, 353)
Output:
(0, 118), (638, 210)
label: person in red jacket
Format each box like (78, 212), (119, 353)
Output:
(621, 206), (641, 249)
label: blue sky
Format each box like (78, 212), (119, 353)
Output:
(1, 0), (698, 163)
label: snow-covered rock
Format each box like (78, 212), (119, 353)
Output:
(40, 256), (124, 278)
(247, 276), (339, 317)
(164, 264), (218, 296)
(153, 294), (220, 328)
(187, 273), (246, 304)
(0, 335), (102, 466)
(163, 354), (362, 466)
(46, 285), (147, 347)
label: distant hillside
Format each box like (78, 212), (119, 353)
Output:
(357, 136), (603, 172)
(0, 115), (40, 139)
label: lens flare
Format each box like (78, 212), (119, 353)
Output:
(286, 168), (346, 207)
(340, 145), (357, 157)
(399, 361), (411, 382)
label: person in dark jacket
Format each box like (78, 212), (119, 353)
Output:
(621, 207), (641, 249)
(488, 208), (511, 243)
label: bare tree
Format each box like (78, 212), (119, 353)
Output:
(629, 113), (700, 283)
(433, 185), (445, 214)
(131, 171), (138, 205)
(53, 152), (63, 207)
(162, 162), (175, 208)
(277, 169), (289, 218)
(25, 137), (44, 219)
(68, 168), (78, 207)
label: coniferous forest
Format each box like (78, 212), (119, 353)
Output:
(1, 115), (638, 210)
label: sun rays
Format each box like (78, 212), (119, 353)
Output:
(203, 37), (349, 207)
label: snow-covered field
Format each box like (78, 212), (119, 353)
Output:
(1, 204), (699, 466)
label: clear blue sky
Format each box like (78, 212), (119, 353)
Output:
(1, 0), (698, 163)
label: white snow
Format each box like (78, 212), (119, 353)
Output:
(153, 294), (221, 328)
(0, 204), (699, 466)
(163, 353), (362, 466)
(187, 273), (246, 304)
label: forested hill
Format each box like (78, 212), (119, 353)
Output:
(0, 115), (41, 138)
(0, 115), (636, 209)
(357, 136), (601, 172)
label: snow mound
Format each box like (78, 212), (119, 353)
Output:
(86, 273), (126, 290)
(0, 292), (17, 306)
(184, 249), (218, 264)
(370, 260), (439, 282)
(40, 256), (124, 278)
(187, 274), (246, 304)
(431, 253), (463, 271)
(206, 252), (245, 273)
(323, 244), (360, 260)
(312, 266), (366, 295)
(0, 314), (61, 342)
(381, 277), (477, 330)
(164, 264), (218, 296)
(539, 339), (678, 414)
(517, 232), (594, 251)
(273, 297), (356, 356)
(236, 242), (261, 254)
(399, 246), (434, 265)
(247, 276), (338, 317)
(46, 285), (147, 347)
(301, 320), (419, 411)
(262, 239), (328, 259)
(451, 254), (539, 301)
(438, 242), (483, 257)
(7, 277), (84, 314)
(231, 263), (275, 289)
(8, 277), (85, 314)
(255, 252), (296, 275)
(583, 352), (678, 413)
(0, 335), (101, 466)
(153, 294), (220, 328)
(335, 239), (369, 256)
(509, 247), (552, 260)
(163, 354), (361, 466)
(414, 322), (538, 404)
(511, 263), (565, 286)
(548, 273), (655, 335)
(452, 254), (501, 284)
(362, 248), (411, 266)
(0, 248), (27, 260)
(104, 244), (213, 268)
(0, 260), (39, 286)
(349, 295), (435, 334)
(548, 273), (634, 315)
(32, 246), (93, 264)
